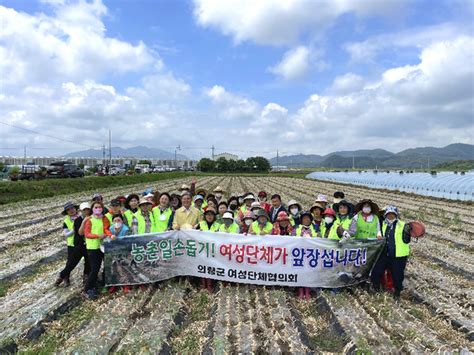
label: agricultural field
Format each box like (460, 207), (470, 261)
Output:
(0, 175), (473, 354)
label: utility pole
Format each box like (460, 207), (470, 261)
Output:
(24, 145), (26, 162)
(427, 156), (430, 170)
(175, 145), (181, 168)
(276, 149), (279, 169)
(108, 129), (112, 166)
(102, 144), (106, 173)
(352, 154), (355, 170)
(211, 145), (215, 160)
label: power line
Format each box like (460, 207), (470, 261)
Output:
(0, 121), (98, 149)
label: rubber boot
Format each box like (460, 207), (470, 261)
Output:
(63, 276), (70, 287)
(122, 285), (131, 294)
(297, 287), (304, 299)
(304, 287), (311, 300)
(206, 279), (214, 293)
(200, 278), (206, 289)
(54, 277), (63, 287)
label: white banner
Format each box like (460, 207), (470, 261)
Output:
(104, 230), (385, 288)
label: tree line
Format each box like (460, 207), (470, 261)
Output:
(197, 156), (271, 173)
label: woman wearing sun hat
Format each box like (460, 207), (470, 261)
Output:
(213, 186), (225, 203)
(237, 193), (256, 222)
(241, 211), (255, 234)
(249, 209), (273, 235)
(371, 205), (412, 300)
(197, 208), (221, 232)
(219, 212), (240, 233)
(83, 200), (112, 300)
(55, 201), (90, 287)
(271, 211), (294, 236)
(348, 199), (382, 239)
(135, 197), (155, 234)
(287, 199), (302, 227)
(309, 202), (325, 229)
(332, 199), (354, 232)
(294, 211), (318, 237)
(294, 210), (316, 300)
(318, 208), (340, 239)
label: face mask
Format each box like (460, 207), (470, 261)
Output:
(238, 198), (243, 205)
(245, 219), (252, 226)
(386, 217), (397, 224)
(224, 220), (232, 226)
(290, 207), (299, 215)
(259, 197), (266, 202)
(362, 207), (371, 214)
(215, 193), (222, 199)
(114, 222), (122, 229)
(333, 198), (342, 204)
(92, 207), (103, 216)
(324, 217), (334, 224)
(229, 204), (238, 211)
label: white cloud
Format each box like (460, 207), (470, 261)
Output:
(329, 73), (365, 94)
(0, 0), (193, 154)
(268, 46), (310, 80)
(344, 22), (470, 63)
(289, 36), (474, 153)
(193, 0), (407, 46)
(205, 85), (260, 120)
(0, 2), (157, 87)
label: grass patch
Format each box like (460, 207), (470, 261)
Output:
(0, 171), (312, 205)
(0, 280), (11, 297)
(0, 172), (191, 205)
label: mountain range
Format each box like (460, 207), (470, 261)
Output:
(270, 143), (474, 169)
(65, 146), (188, 160)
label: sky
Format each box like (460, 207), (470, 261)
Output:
(0, 0), (473, 159)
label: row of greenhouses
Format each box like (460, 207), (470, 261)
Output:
(306, 171), (474, 201)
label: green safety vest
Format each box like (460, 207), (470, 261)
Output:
(382, 220), (409, 257)
(289, 214), (299, 227)
(355, 213), (379, 239)
(319, 223), (339, 240)
(295, 224), (317, 237)
(336, 215), (352, 230)
(86, 217), (104, 250)
(135, 211), (155, 234)
(123, 209), (135, 227)
(239, 205), (249, 216)
(152, 207), (173, 232)
(63, 216), (75, 247)
(251, 221), (273, 235)
(199, 220), (220, 232)
(105, 212), (113, 224)
(219, 223), (240, 233)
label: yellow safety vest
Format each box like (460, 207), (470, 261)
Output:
(295, 224), (317, 237)
(63, 216), (75, 247)
(152, 207), (173, 232)
(250, 221), (273, 235)
(86, 217), (104, 250)
(199, 220), (220, 232)
(355, 213), (379, 239)
(219, 223), (240, 233)
(382, 220), (409, 257)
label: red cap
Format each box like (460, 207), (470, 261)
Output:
(322, 208), (336, 217)
(258, 191), (267, 197)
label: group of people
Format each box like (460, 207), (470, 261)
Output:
(56, 179), (412, 301)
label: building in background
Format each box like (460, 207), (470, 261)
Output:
(0, 156), (197, 170)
